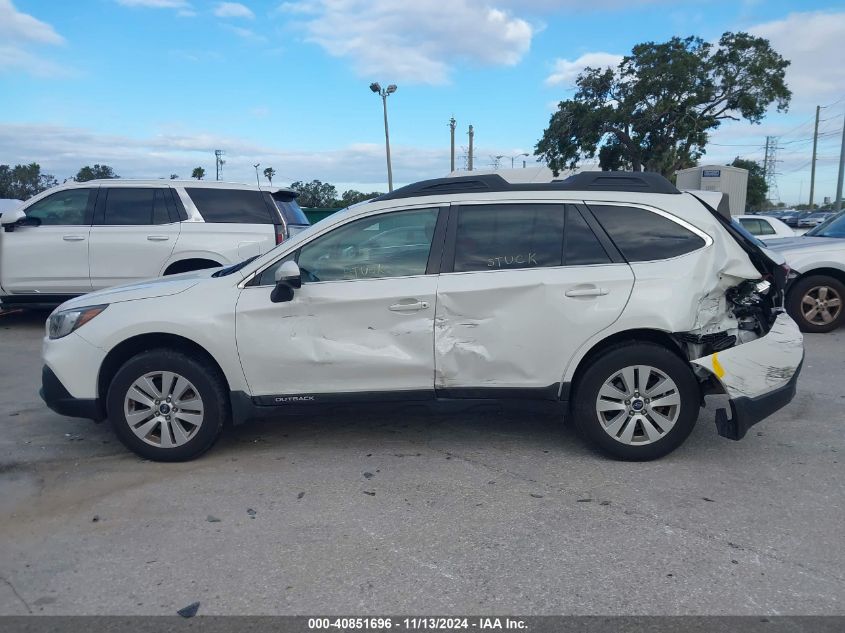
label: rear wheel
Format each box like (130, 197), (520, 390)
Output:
(787, 274), (844, 333)
(572, 343), (700, 460)
(107, 349), (228, 461)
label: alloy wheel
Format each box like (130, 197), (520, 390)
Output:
(595, 365), (681, 445)
(124, 371), (205, 448)
(801, 285), (842, 326)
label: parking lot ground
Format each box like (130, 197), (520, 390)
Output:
(0, 309), (843, 615)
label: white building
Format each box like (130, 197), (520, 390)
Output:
(675, 165), (749, 216)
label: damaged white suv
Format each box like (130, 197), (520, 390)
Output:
(40, 172), (804, 462)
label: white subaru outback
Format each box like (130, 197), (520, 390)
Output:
(40, 172), (804, 461)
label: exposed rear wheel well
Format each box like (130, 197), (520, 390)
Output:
(163, 258), (221, 275)
(568, 329), (690, 402)
(98, 333), (229, 404)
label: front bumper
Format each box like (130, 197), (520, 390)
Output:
(40, 365), (105, 421)
(691, 313), (804, 440)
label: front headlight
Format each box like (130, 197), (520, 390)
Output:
(47, 305), (108, 339)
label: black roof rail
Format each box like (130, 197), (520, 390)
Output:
(374, 171), (680, 201)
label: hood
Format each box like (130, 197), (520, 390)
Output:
(57, 269), (214, 310)
(764, 235), (843, 253)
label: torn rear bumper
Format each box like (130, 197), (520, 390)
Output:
(713, 356), (803, 440)
(690, 313), (804, 440)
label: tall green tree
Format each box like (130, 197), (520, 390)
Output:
(75, 164), (118, 182)
(536, 32), (791, 177)
(263, 167), (276, 186)
(730, 157), (767, 211)
(290, 180), (338, 207)
(339, 189), (383, 207)
(191, 167), (205, 180)
(0, 163), (58, 199)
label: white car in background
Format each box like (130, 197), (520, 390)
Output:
(767, 210), (845, 333)
(736, 214), (795, 240)
(40, 172), (803, 463)
(0, 180), (309, 309)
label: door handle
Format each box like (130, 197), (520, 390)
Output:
(565, 286), (609, 298)
(389, 300), (430, 312)
(62, 235), (85, 241)
(147, 235), (170, 241)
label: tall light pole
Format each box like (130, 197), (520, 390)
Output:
(253, 163), (261, 187)
(370, 82), (397, 192)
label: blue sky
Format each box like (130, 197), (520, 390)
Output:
(1, 0), (843, 204)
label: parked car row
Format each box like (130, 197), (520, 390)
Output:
(0, 180), (309, 308)
(761, 209), (837, 228)
(39, 171), (804, 463)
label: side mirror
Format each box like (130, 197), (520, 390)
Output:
(274, 260), (301, 288)
(270, 260), (301, 303)
(1, 209), (34, 232)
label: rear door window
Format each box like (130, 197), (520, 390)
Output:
(588, 205), (705, 262)
(102, 188), (156, 225)
(453, 204), (565, 272)
(564, 206), (611, 265)
(186, 188), (275, 224)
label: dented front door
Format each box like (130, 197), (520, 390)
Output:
(235, 206), (442, 398)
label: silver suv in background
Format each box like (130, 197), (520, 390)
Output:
(0, 180), (309, 308)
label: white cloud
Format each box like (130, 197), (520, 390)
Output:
(749, 10), (845, 109)
(223, 24), (267, 43)
(0, 123), (533, 188)
(281, 0), (534, 85)
(0, 0), (64, 45)
(545, 52), (623, 87)
(214, 2), (254, 19)
(0, 0), (67, 77)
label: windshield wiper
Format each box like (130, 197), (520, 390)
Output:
(212, 255), (260, 277)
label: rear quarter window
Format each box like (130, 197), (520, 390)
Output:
(589, 204), (706, 262)
(269, 194), (309, 225)
(186, 188), (275, 224)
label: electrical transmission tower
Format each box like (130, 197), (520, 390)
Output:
(762, 136), (779, 202)
(214, 149), (225, 181)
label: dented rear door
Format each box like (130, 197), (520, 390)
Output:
(433, 202), (634, 395)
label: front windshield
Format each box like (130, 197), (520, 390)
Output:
(805, 210), (845, 237)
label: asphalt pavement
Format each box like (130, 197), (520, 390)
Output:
(0, 309), (842, 615)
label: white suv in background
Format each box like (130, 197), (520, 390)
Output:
(0, 180), (308, 308)
(40, 172), (804, 462)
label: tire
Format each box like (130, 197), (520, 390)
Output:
(107, 349), (228, 462)
(571, 342), (700, 461)
(787, 274), (845, 333)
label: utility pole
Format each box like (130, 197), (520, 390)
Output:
(467, 125), (474, 171)
(449, 117), (456, 172)
(835, 110), (845, 212)
(809, 105), (820, 208)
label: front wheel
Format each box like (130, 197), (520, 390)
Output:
(572, 343), (700, 460)
(107, 349), (228, 461)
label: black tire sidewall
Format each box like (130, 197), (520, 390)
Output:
(787, 275), (845, 333)
(107, 349), (227, 462)
(572, 343), (700, 461)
